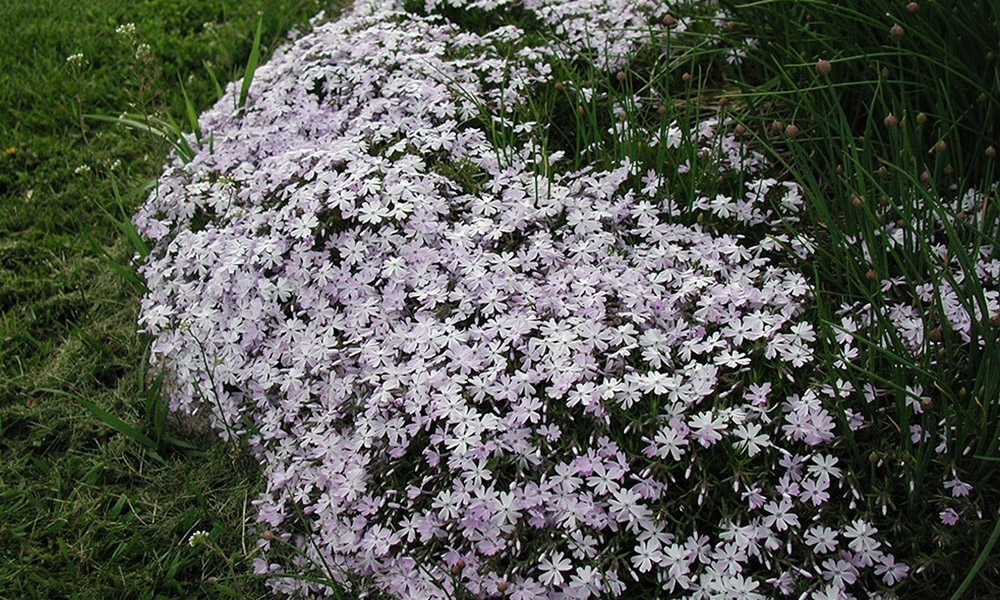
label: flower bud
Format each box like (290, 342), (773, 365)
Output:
(865, 269), (878, 281)
(928, 327), (942, 342)
(261, 530), (275, 541)
(734, 123), (746, 136)
(815, 59), (832, 75)
(554, 81), (563, 91)
(920, 170), (931, 184)
(657, 105), (667, 116)
(943, 164), (954, 176)
(784, 124), (800, 138)
(986, 145), (997, 158)
(934, 140), (947, 153)
(921, 398), (934, 411)
(916, 112), (927, 125)
(497, 581), (509, 593)
(906, 2), (919, 14)
(616, 71), (626, 82)
(663, 13), (677, 27)
(890, 24), (904, 38)
(851, 194), (864, 207)
(884, 114), (899, 128)
(681, 72), (691, 83)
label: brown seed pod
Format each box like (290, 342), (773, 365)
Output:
(869, 451), (879, 463)
(991, 313), (1000, 327)
(261, 530), (275, 541)
(896, 218), (907, 228)
(681, 72), (691, 83)
(497, 581), (509, 593)
(618, 112), (627, 122)
(663, 13), (677, 27)
(865, 269), (878, 281)
(986, 146), (997, 158)
(784, 124), (800, 138)
(851, 194), (864, 207)
(770, 120), (784, 132)
(921, 398), (934, 411)
(916, 112), (928, 125)
(554, 81), (563, 92)
(906, 2), (919, 14)
(934, 140), (947, 153)
(657, 105), (667, 116)
(920, 170), (931, 184)
(890, 24), (905, 38)
(943, 164), (954, 176)
(616, 71), (626, 82)
(734, 123), (746, 136)
(883, 114), (899, 128)
(881, 66), (891, 78)
(815, 59), (832, 75)
(928, 327), (942, 342)
(577, 105), (584, 116)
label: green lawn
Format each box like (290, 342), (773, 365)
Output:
(0, 1), (339, 597)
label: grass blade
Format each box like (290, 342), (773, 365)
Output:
(238, 15), (264, 109)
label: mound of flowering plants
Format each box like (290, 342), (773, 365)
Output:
(134, 0), (999, 598)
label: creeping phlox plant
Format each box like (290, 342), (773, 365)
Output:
(133, 0), (988, 598)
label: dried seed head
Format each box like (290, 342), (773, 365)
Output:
(928, 327), (942, 342)
(890, 23), (905, 38)
(770, 120), (784, 132)
(884, 114), (899, 128)
(916, 112), (928, 125)
(815, 59), (832, 75)
(734, 123), (746, 136)
(663, 13), (677, 27)
(681, 72), (691, 83)
(784, 124), (800, 137)
(986, 145), (997, 158)
(616, 71), (626, 82)
(906, 2), (919, 14)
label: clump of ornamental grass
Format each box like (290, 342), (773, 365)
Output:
(135, 0), (999, 599)
(715, 0), (1000, 596)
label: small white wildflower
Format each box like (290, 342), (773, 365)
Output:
(110, 159), (122, 171)
(188, 530), (210, 547)
(74, 165), (92, 175)
(134, 43), (152, 61)
(66, 53), (88, 68)
(116, 22), (137, 38)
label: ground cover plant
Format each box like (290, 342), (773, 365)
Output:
(131, 0), (1000, 599)
(0, 1), (346, 598)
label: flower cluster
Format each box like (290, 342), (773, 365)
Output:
(137, 1), (913, 598)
